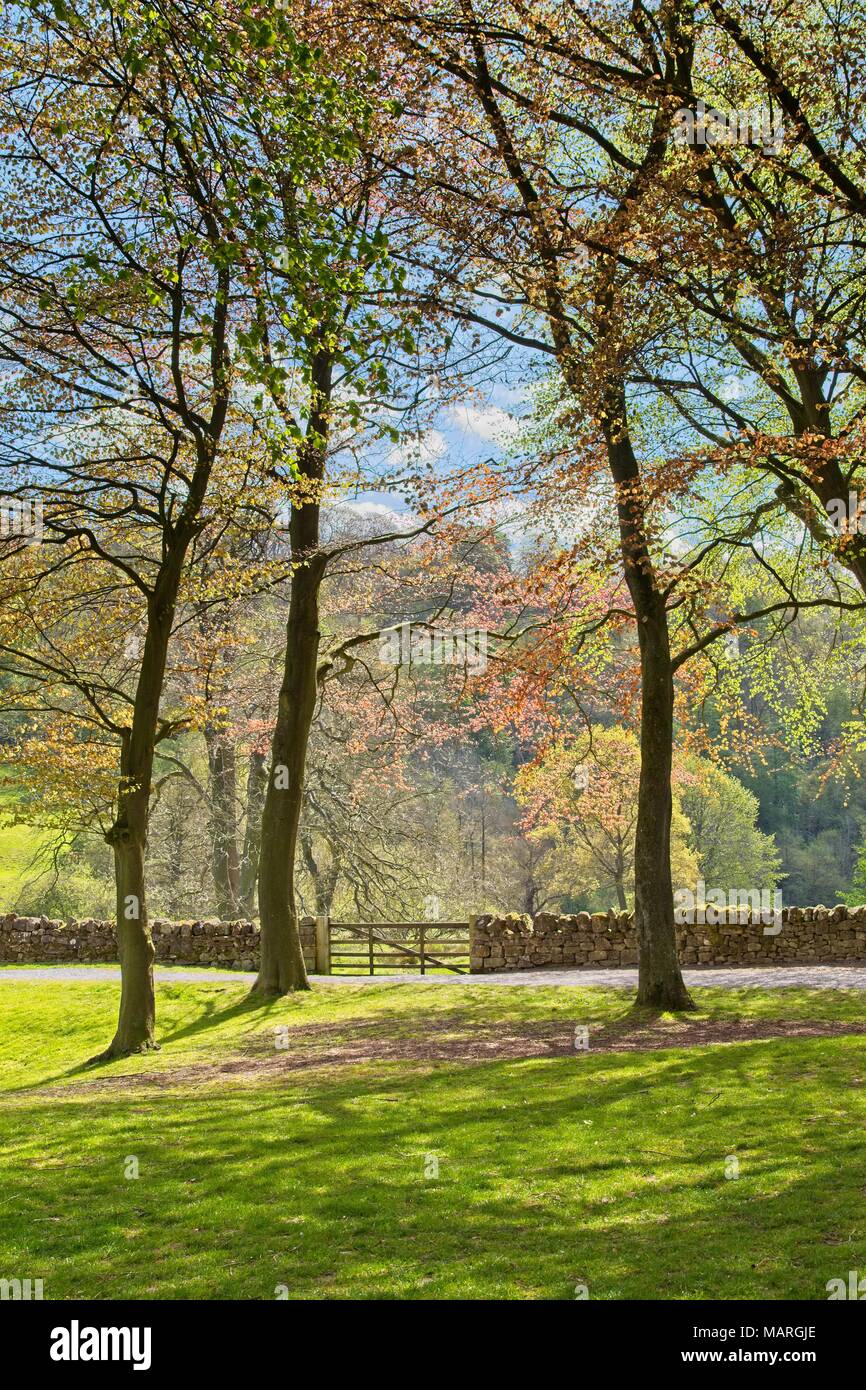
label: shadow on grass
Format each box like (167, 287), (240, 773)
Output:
(8, 991), (284, 1093)
(4, 1036), (865, 1298)
(154, 989), (284, 1048)
(18, 996), (781, 1095)
(8, 979), (860, 1098)
(590, 1002), (706, 1048)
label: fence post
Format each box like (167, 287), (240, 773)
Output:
(468, 914), (478, 973)
(315, 914), (331, 976)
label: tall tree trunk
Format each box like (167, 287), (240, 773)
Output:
(238, 750), (267, 917)
(92, 262), (225, 1056)
(98, 619), (172, 1057)
(300, 830), (340, 917)
(205, 728), (240, 918)
(605, 392), (695, 1011)
(166, 801), (186, 918)
(433, 0), (691, 1000)
(254, 556), (324, 994)
(631, 585), (692, 1007)
(96, 542), (193, 1058)
(319, 853), (339, 918)
(254, 354), (331, 995)
(109, 810), (155, 1055)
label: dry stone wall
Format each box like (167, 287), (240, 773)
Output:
(4, 907), (866, 976)
(0, 913), (317, 973)
(470, 905), (866, 972)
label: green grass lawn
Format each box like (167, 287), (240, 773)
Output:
(1, 974), (865, 1300)
(0, 775), (112, 916)
(0, 813), (53, 909)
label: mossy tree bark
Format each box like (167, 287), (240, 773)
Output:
(108, 810), (155, 1056)
(238, 750), (267, 917)
(300, 830), (340, 918)
(205, 729), (240, 919)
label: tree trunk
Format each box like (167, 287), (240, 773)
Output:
(300, 830), (340, 917)
(165, 797), (187, 917)
(205, 729), (240, 918)
(95, 547), (190, 1059)
(605, 392), (694, 1010)
(254, 355), (331, 995)
(319, 858), (339, 918)
(108, 808), (156, 1055)
(631, 588), (693, 1007)
(254, 558), (324, 994)
(238, 750), (267, 917)
(98, 667), (164, 1060)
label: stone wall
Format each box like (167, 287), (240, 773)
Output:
(0, 913), (317, 973)
(470, 905), (866, 972)
(5, 906), (866, 976)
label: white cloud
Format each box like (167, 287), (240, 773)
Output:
(448, 404), (520, 444)
(720, 374), (745, 402)
(319, 497), (418, 548)
(387, 429), (447, 467)
(329, 498), (412, 530)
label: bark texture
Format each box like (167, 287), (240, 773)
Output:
(99, 595), (177, 1057)
(205, 729), (240, 919)
(254, 361), (331, 995)
(254, 558), (324, 993)
(238, 750), (267, 917)
(605, 392), (695, 1010)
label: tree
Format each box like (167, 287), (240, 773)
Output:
(381, 0), (866, 1001)
(374, 0), (713, 1005)
(614, 3), (866, 607)
(515, 728), (698, 910)
(0, 0), (369, 1050)
(243, 7), (494, 991)
(678, 757), (782, 895)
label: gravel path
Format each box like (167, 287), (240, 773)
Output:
(2, 963), (866, 989)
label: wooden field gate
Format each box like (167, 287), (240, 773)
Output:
(315, 918), (471, 976)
